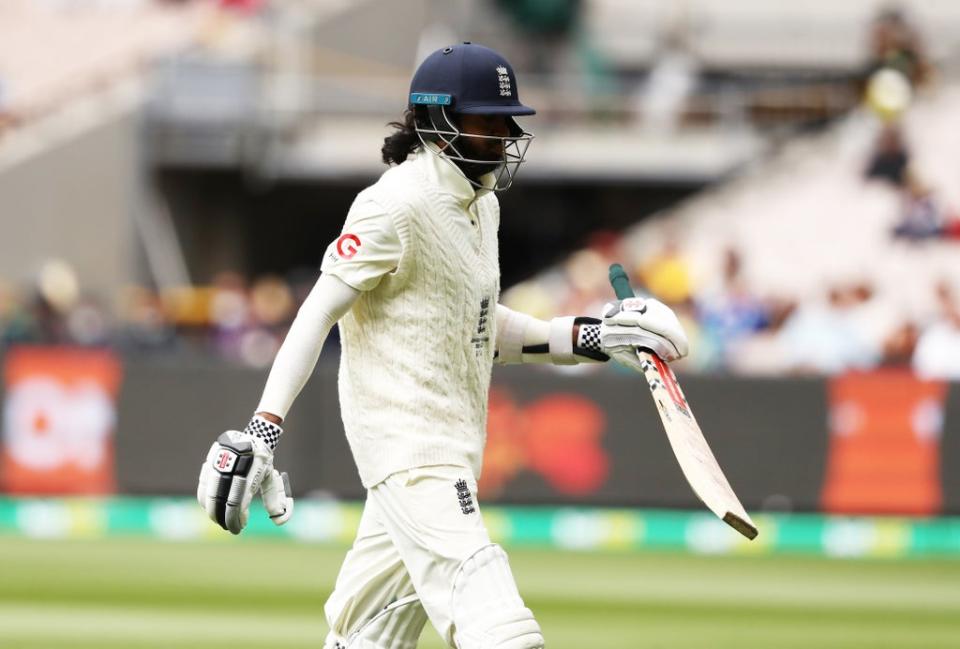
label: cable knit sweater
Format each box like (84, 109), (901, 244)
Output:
(337, 151), (500, 487)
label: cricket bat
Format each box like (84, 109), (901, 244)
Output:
(609, 263), (758, 540)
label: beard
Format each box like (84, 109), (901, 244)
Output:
(450, 135), (503, 183)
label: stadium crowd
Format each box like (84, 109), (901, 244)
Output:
(2, 3), (958, 380)
(495, 11), (960, 381)
(2, 248), (959, 381)
(0, 260), (312, 368)
(500, 238), (960, 380)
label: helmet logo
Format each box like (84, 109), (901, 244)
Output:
(496, 65), (512, 97)
(410, 93), (452, 106)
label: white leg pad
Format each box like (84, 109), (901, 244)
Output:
(325, 595), (427, 649)
(451, 544), (544, 649)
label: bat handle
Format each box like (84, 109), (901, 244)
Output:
(608, 263), (636, 300)
(609, 263), (655, 362)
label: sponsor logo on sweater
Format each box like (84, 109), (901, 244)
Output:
(335, 233), (362, 259)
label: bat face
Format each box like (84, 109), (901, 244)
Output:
(635, 350), (758, 541)
(607, 262), (756, 540)
(642, 354), (692, 418)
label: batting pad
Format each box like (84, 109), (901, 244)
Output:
(451, 544), (544, 649)
(323, 593), (426, 649)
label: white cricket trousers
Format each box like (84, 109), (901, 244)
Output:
(323, 464), (530, 647)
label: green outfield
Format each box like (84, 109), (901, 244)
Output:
(0, 536), (958, 649)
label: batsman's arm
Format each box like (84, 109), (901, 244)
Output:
(200, 199), (402, 534)
(197, 272), (359, 534)
(256, 273), (360, 418)
(494, 304), (608, 365)
(256, 197), (405, 417)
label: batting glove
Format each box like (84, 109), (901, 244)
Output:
(600, 297), (689, 368)
(197, 415), (294, 534)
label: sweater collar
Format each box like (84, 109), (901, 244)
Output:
(413, 143), (495, 206)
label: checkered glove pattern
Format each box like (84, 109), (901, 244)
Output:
(577, 322), (603, 354)
(573, 317), (609, 362)
(244, 415), (283, 450)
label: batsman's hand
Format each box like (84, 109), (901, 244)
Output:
(197, 416), (294, 534)
(600, 297), (689, 368)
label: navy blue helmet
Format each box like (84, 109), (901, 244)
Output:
(408, 43), (535, 191)
(409, 42), (536, 116)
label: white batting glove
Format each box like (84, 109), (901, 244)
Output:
(196, 415), (293, 534)
(600, 297), (689, 368)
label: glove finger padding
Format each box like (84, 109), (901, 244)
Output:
(608, 347), (646, 374)
(201, 430), (274, 535)
(197, 460), (211, 509)
(601, 297), (689, 361)
(201, 443), (224, 523)
(261, 469), (294, 526)
(605, 330), (681, 365)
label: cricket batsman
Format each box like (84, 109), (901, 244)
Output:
(197, 43), (688, 648)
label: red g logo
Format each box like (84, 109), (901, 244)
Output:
(336, 234), (361, 259)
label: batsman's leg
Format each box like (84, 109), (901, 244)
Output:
(323, 493), (428, 649)
(450, 543), (543, 649)
(371, 465), (544, 649)
(324, 594), (426, 649)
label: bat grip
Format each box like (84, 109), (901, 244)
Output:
(608, 263), (636, 300)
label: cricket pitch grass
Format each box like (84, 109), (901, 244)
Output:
(1, 535), (958, 649)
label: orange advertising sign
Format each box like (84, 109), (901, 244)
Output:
(482, 387), (609, 498)
(1, 347), (122, 494)
(821, 370), (945, 515)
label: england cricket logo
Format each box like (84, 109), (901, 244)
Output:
(455, 479), (475, 515)
(496, 65), (511, 97)
(472, 297), (491, 357)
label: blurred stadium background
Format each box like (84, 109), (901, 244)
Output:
(2, 0), (960, 647)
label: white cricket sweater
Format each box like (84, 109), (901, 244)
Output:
(337, 150), (501, 487)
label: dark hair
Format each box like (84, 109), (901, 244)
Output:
(381, 109), (422, 165)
